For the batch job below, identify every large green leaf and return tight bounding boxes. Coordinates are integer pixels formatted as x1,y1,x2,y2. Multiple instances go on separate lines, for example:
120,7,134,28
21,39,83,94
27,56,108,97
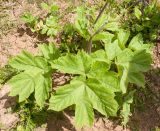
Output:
129,50,152,72
90,51,120,92
128,33,143,50
116,49,133,93
119,69,145,93
87,78,118,116
8,72,52,107
52,51,92,75
89,61,110,74
116,49,133,65
116,49,151,93
9,51,51,73
38,43,60,60
49,77,118,127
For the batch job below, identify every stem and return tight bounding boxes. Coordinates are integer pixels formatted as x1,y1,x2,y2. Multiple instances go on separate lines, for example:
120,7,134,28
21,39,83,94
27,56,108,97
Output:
86,1,108,54
86,20,108,54
87,37,92,54
94,1,108,25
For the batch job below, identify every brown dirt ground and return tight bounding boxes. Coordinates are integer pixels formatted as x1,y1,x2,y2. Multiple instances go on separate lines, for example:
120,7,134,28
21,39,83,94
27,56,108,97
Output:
0,0,160,131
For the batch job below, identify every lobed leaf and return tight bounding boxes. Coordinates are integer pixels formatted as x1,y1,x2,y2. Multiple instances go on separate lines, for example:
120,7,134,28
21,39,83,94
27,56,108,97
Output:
94,13,108,31
49,77,118,127
88,65,120,92
8,72,52,107
52,51,92,75
75,100,94,127
116,49,151,93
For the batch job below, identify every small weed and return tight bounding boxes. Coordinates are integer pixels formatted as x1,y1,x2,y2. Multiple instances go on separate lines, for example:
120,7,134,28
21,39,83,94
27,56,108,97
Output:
0,65,17,85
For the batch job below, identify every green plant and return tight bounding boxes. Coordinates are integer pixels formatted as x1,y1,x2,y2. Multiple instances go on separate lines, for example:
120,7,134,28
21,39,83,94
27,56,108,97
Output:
8,30,152,128
40,2,59,14
50,31,152,127
21,2,60,37
41,15,60,36
13,99,48,131
8,43,60,107
7,1,155,129
21,12,38,32
120,0,160,41
0,65,17,85
74,5,120,53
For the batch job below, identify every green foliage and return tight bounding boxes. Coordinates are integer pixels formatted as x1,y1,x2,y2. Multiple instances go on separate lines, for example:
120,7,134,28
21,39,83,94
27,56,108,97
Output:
14,101,48,131
73,5,120,53
50,51,118,127
74,6,91,40
21,12,38,32
21,3,60,36
116,32,152,94
38,43,60,60
0,65,17,85
50,77,118,127
121,0,160,41
49,30,151,127
52,51,92,76
60,23,81,53
6,1,156,130
8,44,60,107
41,2,59,14
121,90,135,126
41,15,60,36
